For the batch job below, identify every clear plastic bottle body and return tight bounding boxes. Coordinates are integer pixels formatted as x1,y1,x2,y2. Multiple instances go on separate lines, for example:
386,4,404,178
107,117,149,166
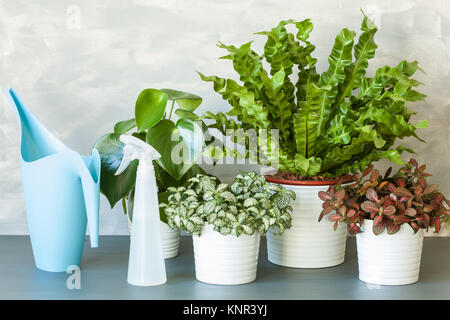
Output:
126,158,166,286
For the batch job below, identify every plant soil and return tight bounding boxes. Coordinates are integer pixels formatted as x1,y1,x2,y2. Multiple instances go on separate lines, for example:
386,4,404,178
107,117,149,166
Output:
272,171,348,182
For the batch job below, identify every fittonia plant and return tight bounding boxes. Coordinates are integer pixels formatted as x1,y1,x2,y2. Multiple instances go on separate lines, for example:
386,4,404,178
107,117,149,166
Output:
199,13,428,178
160,172,296,236
318,159,450,235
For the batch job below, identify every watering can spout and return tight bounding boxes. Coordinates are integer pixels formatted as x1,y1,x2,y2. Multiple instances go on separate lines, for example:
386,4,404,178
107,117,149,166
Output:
78,148,101,248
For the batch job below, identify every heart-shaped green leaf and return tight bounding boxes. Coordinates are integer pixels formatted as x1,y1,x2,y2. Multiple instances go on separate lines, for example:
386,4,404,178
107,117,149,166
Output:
146,119,204,180
94,133,138,207
114,118,136,133
175,109,199,120
161,88,202,112
135,89,168,132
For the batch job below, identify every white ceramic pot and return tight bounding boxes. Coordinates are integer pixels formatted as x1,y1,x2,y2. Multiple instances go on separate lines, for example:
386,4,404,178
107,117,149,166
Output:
266,183,348,268
193,224,260,285
356,219,424,285
128,217,180,259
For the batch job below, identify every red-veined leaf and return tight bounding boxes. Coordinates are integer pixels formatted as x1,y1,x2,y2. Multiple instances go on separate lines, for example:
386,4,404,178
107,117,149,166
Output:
387,222,401,234
414,186,423,195
366,188,378,202
373,215,383,226
409,222,419,233
407,197,413,209
434,216,441,233
328,213,342,222
370,169,379,183
388,183,396,193
410,158,418,168
418,164,426,172
362,165,374,177
361,201,379,213
329,187,335,197
322,200,330,208
324,206,333,215
418,177,426,189
397,179,406,187
337,205,346,217
346,209,357,218
377,181,388,191
405,207,417,217
394,187,413,198
373,217,387,235
394,215,409,223
333,221,338,231
318,191,331,201
335,189,345,204
382,205,396,216
348,223,360,234
423,213,430,227
424,184,438,195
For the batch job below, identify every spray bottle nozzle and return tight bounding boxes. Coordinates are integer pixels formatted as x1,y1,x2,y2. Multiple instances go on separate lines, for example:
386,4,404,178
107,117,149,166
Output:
115,135,161,176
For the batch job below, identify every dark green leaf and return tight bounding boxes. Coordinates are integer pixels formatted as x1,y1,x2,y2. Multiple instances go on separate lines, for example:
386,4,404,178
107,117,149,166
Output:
94,133,138,208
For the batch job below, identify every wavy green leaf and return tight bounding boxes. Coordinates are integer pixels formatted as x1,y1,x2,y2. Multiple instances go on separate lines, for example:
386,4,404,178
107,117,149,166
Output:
317,28,356,134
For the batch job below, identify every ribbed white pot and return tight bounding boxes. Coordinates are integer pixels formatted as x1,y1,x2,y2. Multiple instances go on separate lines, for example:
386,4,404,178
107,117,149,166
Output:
266,183,347,268
193,224,261,285
356,219,424,285
128,218,180,259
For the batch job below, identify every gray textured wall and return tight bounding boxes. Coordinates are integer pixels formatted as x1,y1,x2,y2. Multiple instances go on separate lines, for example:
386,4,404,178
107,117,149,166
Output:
0,0,449,235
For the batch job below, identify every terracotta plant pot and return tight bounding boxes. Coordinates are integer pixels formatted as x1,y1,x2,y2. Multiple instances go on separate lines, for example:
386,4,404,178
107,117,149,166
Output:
265,175,353,268
356,219,424,285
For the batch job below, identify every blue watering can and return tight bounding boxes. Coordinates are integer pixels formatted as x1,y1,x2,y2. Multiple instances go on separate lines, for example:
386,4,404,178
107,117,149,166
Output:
5,88,100,272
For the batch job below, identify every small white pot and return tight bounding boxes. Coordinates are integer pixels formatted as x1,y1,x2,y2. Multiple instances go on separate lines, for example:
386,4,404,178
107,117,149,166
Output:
193,224,260,285
266,183,348,268
128,217,180,259
356,219,424,286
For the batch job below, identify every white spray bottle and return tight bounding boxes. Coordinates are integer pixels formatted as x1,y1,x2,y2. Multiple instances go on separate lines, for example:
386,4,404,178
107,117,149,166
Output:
115,134,167,286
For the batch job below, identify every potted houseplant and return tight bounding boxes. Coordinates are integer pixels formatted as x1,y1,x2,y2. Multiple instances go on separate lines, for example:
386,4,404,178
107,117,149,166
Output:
197,14,428,268
319,159,450,285
161,172,295,285
94,88,206,259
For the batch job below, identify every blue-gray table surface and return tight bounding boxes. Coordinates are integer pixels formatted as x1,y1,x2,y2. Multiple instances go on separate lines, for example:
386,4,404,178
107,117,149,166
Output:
0,236,448,300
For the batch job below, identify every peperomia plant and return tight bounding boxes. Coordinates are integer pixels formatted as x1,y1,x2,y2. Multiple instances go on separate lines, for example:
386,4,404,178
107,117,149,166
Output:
160,172,296,236
318,159,450,235
198,13,428,178
94,88,206,221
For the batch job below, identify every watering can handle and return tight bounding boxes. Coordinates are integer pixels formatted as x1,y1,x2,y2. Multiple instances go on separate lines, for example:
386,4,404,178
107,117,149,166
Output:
76,149,101,248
